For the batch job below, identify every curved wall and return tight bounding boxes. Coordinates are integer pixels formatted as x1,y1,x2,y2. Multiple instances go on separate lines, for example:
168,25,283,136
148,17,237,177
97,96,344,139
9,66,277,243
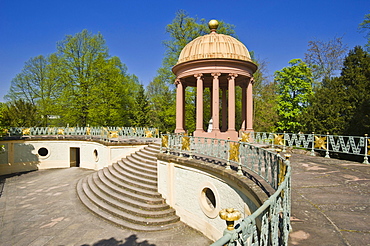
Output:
157,154,269,241
0,140,145,175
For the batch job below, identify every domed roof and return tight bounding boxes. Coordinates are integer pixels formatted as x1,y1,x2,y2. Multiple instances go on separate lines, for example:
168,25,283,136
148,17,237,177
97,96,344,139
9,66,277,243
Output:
176,21,252,65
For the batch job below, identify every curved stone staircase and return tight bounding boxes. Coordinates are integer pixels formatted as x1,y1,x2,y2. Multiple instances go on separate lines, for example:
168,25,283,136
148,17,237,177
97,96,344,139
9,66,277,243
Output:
77,143,180,231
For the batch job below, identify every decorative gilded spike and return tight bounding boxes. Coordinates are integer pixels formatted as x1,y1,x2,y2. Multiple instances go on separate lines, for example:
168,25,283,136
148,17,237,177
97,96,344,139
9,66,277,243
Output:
314,136,327,149
57,128,64,135
155,129,159,135
274,134,284,145
181,136,190,151
229,142,240,162
241,132,250,143
161,135,168,148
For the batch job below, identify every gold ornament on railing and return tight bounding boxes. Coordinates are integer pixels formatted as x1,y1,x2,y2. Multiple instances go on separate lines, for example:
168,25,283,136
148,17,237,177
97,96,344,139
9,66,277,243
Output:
155,129,159,135
181,135,190,151
314,136,327,149
132,127,136,133
219,208,241,231
161,135,168,148
145,130,153,138
241,132,250,143
229,142,240,162
109,131,118,138
367,138,370,155
57,128,64,135
22,128,30,135
86,127,90,135
274,134,284,145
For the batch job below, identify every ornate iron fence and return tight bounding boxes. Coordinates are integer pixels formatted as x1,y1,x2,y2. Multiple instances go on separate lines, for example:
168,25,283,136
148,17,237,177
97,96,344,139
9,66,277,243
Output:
244,131,369,164
2,126,159,141
161,134,291,245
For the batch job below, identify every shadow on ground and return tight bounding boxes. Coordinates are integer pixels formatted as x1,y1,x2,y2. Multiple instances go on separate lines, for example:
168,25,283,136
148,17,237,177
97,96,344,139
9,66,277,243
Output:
82,235,156,246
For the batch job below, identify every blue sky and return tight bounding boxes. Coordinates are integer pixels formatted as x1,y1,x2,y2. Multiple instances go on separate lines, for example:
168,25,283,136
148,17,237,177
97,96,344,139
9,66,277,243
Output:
0,0,368,102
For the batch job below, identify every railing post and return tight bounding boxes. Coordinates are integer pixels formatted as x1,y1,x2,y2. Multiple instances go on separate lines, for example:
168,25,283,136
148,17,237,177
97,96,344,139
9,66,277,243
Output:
364,134,369,164
311,132,315,156
226,138,231,170
325,132,330,158
237,142,243,175
282,131,286,153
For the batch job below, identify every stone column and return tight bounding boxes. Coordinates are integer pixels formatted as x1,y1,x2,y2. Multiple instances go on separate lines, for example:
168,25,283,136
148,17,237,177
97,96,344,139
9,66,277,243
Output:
228,74,238,131
221,87,227,132
241,82,247,131
175,78,185,133
246,78,254,131
195,74,204,133
211,73,221,132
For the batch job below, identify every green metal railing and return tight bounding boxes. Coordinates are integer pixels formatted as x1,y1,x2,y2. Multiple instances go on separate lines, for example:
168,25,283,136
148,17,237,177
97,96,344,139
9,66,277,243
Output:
161,134,291,245
247,131,369,164
2,126,160,141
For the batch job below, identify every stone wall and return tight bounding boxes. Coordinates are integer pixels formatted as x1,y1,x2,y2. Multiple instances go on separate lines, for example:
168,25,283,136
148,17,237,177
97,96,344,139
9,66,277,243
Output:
0,140,145,175
157,154,270,241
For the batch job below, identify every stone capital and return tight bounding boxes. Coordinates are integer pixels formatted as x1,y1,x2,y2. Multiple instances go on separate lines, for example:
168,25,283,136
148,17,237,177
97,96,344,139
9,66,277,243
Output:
211,72,221,78
228,73,238,80
194,73,203,79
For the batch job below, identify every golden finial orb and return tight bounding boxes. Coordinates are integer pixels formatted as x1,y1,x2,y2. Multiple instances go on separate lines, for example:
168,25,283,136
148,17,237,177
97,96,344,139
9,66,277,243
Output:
208,19,219,32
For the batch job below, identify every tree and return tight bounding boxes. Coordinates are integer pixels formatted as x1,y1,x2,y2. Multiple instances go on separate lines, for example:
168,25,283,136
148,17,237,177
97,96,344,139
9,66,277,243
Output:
132,84,150,127
275,59,313,132
2,99,39,127
300,77,348,134
55,29,140,126
5,55,61,126
304,37,347,83
340,46,370,135
301,46,370,135
359,12,370,52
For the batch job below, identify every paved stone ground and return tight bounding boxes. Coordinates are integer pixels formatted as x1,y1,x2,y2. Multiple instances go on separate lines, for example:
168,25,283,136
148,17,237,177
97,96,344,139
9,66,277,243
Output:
289,153,370,246
1,154,369,246
0,168,213,246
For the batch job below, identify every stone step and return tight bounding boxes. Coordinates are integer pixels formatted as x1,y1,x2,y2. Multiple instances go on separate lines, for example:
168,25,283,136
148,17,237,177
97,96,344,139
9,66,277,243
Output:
127,155,157,170
88,174,174,216
77,178,180,231
77,143,181,232
113,161,157,182
81,178,179,226
117,158,157,177
134,151,157,164
107,165,157,190
103,167,157,193
97,170,163,202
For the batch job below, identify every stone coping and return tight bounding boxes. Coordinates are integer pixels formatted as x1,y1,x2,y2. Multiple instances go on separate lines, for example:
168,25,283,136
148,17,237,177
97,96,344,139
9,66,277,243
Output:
0,136,160,146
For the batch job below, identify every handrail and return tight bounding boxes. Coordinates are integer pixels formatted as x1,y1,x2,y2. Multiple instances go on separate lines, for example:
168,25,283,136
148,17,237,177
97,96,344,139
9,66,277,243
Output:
243,131,369,164
1,126,160,141
161,133,291,245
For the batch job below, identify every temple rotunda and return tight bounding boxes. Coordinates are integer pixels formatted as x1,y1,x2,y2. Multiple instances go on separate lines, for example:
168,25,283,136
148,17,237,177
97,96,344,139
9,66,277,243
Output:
172,20,257,141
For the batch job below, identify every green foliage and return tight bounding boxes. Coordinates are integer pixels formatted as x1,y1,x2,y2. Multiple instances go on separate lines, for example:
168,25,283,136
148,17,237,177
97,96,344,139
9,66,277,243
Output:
275,59,313,132
132,84,150,127
2,99,39,127
5,30,140,127
301,46,370,135
359,12,370,52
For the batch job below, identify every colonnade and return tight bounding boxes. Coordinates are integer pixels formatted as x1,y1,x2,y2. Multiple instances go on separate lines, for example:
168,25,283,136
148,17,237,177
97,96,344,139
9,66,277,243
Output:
174,72,253,140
